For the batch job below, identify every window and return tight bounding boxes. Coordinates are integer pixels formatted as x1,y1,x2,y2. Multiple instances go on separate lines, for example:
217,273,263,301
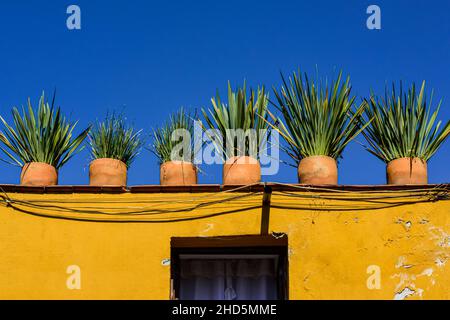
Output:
171,235,288,300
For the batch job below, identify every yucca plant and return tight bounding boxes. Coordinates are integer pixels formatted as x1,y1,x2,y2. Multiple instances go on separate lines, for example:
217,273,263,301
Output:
269,70,369,166
151,108,195,164
201,81,270,160
0,92,89,169
362,81,450,162
88,113,143,168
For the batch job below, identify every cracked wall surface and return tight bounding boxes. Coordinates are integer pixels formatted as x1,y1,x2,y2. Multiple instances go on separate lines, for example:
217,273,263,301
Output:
0,189,448,299
271,190,450,300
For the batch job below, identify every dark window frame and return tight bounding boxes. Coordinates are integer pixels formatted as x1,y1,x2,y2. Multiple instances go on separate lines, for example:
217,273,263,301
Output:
170,235,289,300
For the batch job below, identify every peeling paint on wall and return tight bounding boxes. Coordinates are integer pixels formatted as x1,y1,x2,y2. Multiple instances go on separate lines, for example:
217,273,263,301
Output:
199,223,214,237
395,256,413,269
394,287,415,300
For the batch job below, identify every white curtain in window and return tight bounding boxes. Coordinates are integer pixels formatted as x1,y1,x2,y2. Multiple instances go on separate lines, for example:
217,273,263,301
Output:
179,258,277,300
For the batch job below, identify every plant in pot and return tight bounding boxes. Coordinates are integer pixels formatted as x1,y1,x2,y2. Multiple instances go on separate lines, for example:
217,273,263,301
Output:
88,113,143,186
268,70,369,185
201,82,269,185
151,108,198,186
362,81,450,185
0,93,89,186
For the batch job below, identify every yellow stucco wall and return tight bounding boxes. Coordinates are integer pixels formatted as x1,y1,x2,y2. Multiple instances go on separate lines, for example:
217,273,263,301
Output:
0,187,448,300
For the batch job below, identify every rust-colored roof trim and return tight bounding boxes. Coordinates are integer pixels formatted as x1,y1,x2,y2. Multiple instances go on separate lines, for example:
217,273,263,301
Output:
0,183,447,194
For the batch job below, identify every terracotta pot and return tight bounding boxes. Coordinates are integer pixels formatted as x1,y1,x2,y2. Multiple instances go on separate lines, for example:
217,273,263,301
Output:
297,155,338,185
89,158,127,186
20,162,58,186
386,157,427,185
160,161,197,186
223,156,261,185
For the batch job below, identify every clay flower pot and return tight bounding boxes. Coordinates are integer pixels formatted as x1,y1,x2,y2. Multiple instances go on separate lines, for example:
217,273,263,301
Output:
223,156,261,185
386,157,427,185
160,161,197,186
20,162,58,186
89,158,127,186
297,155,338,185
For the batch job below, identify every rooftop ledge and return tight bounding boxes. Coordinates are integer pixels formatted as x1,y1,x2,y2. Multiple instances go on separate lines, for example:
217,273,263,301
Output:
0,183,448,194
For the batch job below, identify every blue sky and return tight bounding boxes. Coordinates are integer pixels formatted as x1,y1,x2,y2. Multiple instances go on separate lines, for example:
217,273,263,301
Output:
0,0,448,185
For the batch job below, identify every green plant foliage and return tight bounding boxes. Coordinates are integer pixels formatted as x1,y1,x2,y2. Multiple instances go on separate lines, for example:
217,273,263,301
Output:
0,92,90,169
362,81,450,162
88,113,143,168
151,108,195,164
201,81,269,159
269,70,369,166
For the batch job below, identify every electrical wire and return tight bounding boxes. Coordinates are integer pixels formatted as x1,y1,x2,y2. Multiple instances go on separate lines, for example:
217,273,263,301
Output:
0,182,447,223
270,182,449,195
